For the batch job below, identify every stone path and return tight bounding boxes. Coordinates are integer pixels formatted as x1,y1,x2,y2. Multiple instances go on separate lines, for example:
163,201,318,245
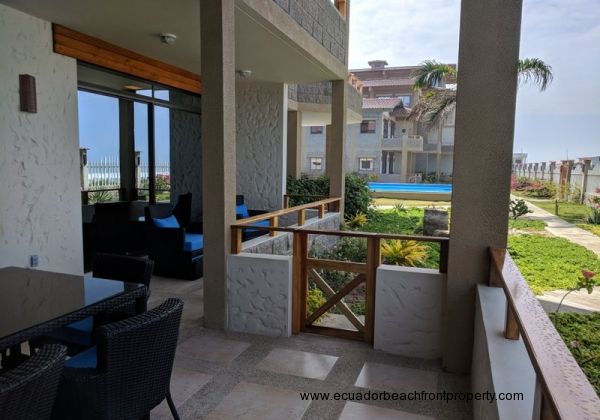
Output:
521,200,600,313
523,200,600,257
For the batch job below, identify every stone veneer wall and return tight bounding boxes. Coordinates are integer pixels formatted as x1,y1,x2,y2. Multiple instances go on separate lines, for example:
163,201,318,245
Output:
374,266,445,359
273,0,347,63
227,253,292,337
0,4,83,274
169,93,202,220
289,82,363,116
236,81,286,211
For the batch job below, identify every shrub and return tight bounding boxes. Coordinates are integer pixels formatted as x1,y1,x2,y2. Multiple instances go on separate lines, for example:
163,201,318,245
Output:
306,288,328,323
509,199,532,220
524,180,557,198
286,173,372,219
381,240,429,267
588,204,600,225
346,212,368,229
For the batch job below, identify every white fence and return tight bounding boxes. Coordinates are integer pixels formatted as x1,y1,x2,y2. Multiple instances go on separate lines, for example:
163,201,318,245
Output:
82,155,170,190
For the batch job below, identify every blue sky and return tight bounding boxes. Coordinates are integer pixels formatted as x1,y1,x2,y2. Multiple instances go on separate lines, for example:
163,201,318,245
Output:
349,0,600,161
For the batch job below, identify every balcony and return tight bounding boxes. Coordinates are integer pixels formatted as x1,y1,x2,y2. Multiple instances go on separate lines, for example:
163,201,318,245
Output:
381,135,424,151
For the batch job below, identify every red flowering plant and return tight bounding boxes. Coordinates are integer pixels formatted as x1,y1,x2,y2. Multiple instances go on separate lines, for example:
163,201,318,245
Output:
556,270,597,312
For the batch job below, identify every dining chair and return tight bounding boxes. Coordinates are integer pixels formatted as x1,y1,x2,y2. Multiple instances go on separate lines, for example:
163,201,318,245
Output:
0,344,67,420
52,298,183,420
47,254,154,351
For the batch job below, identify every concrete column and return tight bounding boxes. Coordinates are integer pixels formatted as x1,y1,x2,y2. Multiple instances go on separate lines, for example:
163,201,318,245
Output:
533,163,539,179
119,99,136,201
581,158,592,203
201,0,236,329
435,128,443,181
400,150,408,182
539,162,546,180
444,0,523,373
326,80,347,214
287,110,303,178
549,161,556,182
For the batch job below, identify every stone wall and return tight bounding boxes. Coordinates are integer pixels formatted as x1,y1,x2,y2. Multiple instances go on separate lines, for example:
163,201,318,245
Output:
0,4,83,274
227,253,292,337
273,0,347,63
289,81,362,116
236,81,286,210
169,94,202,220
374,266,445,359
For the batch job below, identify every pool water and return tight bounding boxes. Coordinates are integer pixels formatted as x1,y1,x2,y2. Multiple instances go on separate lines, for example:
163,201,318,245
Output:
368,182,452,194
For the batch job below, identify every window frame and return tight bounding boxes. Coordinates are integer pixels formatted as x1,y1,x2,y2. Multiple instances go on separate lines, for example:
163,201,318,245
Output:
358,157,374,172
309,157,323,171
360,120,377,134
310,126,324,134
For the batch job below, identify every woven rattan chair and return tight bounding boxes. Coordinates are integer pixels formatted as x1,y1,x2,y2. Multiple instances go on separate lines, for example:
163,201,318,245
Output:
0,344,67,420
52,298,183,420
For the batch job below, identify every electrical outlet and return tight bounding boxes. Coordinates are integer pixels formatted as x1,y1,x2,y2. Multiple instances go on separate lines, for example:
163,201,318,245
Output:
30,255,39,268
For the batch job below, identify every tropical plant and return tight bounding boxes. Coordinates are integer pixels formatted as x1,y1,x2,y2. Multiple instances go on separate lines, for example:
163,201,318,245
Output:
381,240,429,267
346,212,368,229
509,199,532,220
556,270,597,312
588,205,600,225
409,58,553,125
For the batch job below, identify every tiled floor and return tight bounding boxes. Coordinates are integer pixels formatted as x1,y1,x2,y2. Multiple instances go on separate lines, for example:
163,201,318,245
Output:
148,276,470,420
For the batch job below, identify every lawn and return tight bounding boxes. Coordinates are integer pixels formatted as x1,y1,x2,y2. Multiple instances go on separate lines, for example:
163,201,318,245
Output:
508,234,600,294
549,312,600,396
508,219,546,231
528,199,591,224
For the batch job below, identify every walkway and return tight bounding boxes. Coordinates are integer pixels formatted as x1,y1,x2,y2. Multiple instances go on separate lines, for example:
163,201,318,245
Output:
148,276,470,420
524,200,600,258
521,200,600,312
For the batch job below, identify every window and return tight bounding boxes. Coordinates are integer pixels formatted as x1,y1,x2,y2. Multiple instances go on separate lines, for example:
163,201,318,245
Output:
383,119,396,138
310,157,323,171
360,120,376,133
390,120,396,138
359,158,374,171
310,126,323,134
398,95,412,107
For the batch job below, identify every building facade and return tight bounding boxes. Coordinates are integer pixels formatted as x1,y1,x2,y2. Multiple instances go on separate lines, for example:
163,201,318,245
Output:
302,60,455,182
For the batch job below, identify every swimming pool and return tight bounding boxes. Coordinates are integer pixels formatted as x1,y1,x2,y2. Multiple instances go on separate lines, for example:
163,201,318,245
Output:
368,183,452,194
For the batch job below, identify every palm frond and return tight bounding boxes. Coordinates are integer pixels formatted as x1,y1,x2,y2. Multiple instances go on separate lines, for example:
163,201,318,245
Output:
411,60,457,90
409,89,456,125
518,58,553,91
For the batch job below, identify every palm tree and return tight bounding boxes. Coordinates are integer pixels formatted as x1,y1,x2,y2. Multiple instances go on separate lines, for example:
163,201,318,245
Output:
407,58,552,181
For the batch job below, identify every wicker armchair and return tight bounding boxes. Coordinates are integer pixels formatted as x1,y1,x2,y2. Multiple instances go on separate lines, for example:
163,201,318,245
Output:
52,298,184,420
0,344,67,420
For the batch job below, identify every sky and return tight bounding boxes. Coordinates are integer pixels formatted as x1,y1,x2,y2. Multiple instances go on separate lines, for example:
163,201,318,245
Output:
348,0,600,162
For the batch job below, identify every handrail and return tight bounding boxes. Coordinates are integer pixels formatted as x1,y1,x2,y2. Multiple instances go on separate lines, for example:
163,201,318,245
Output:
283,194,330,208
489,248,600,420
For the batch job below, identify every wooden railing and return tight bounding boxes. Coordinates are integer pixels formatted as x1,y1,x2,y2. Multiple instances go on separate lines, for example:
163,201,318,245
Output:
489,248,600,420
283,194,330,209
231,197,342,254
230,198,449,342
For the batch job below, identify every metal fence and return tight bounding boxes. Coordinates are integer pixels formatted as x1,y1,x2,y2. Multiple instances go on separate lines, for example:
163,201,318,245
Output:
83,155,170,190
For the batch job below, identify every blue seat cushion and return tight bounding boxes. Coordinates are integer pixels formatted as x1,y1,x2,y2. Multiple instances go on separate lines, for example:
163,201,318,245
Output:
48,317,93,347
184,233,204,252
246,219,270,233
236,204,250,219
65,346,97,369
153,215,180,228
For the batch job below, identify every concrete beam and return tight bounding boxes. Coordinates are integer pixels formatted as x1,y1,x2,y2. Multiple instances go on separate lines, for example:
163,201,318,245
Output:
443,0,523,373
201,0,237,329
326,80,347,215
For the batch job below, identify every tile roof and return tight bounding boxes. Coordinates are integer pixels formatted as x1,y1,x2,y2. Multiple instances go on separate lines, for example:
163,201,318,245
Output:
362,97,403,110
361,79,414,87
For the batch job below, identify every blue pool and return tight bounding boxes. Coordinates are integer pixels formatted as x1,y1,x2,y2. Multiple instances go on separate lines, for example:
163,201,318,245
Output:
368,182,452,194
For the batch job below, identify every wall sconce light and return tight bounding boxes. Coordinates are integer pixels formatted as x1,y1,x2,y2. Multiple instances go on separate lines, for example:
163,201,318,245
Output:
19,74,37,113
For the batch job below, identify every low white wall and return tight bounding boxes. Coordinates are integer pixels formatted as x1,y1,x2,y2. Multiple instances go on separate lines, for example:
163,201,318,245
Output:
374,265,445,359
472,285,536,420
227,253,292,337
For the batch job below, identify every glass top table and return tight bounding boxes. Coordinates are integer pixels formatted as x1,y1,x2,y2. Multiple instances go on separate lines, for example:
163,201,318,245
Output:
0,267,148,351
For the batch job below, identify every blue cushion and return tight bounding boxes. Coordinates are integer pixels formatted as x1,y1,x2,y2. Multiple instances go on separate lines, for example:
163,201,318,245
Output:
153,215,180,228
184,233,204,252
236,204,250,219
246,219,270,233
65,346,97,369
48,317,93,347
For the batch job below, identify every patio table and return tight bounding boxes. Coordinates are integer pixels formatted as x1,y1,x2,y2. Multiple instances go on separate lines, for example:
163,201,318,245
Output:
0,267,148,352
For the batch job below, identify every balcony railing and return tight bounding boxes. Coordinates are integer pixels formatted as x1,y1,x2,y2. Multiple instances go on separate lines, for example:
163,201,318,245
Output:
489,248,600,419
381,135,424,151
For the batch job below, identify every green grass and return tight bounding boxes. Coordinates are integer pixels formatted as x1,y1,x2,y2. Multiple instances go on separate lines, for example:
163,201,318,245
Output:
530,199,591,224
508,234,600,294
579,224,600,238
508,219,546,231
549,312,600,396
372,198,451,207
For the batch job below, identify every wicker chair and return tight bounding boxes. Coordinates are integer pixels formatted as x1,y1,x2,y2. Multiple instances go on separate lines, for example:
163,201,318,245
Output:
52,298,184,420
45,254,154,352
0,344,67,420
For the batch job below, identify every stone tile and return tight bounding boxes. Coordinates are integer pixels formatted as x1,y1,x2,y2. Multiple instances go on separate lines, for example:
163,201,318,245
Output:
151,367,212,418
339,402,434,420
177,335,250,364
205,382,310,420
256,348,338,380
182,296,204,323
354,362,438,394
150,275,200,294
